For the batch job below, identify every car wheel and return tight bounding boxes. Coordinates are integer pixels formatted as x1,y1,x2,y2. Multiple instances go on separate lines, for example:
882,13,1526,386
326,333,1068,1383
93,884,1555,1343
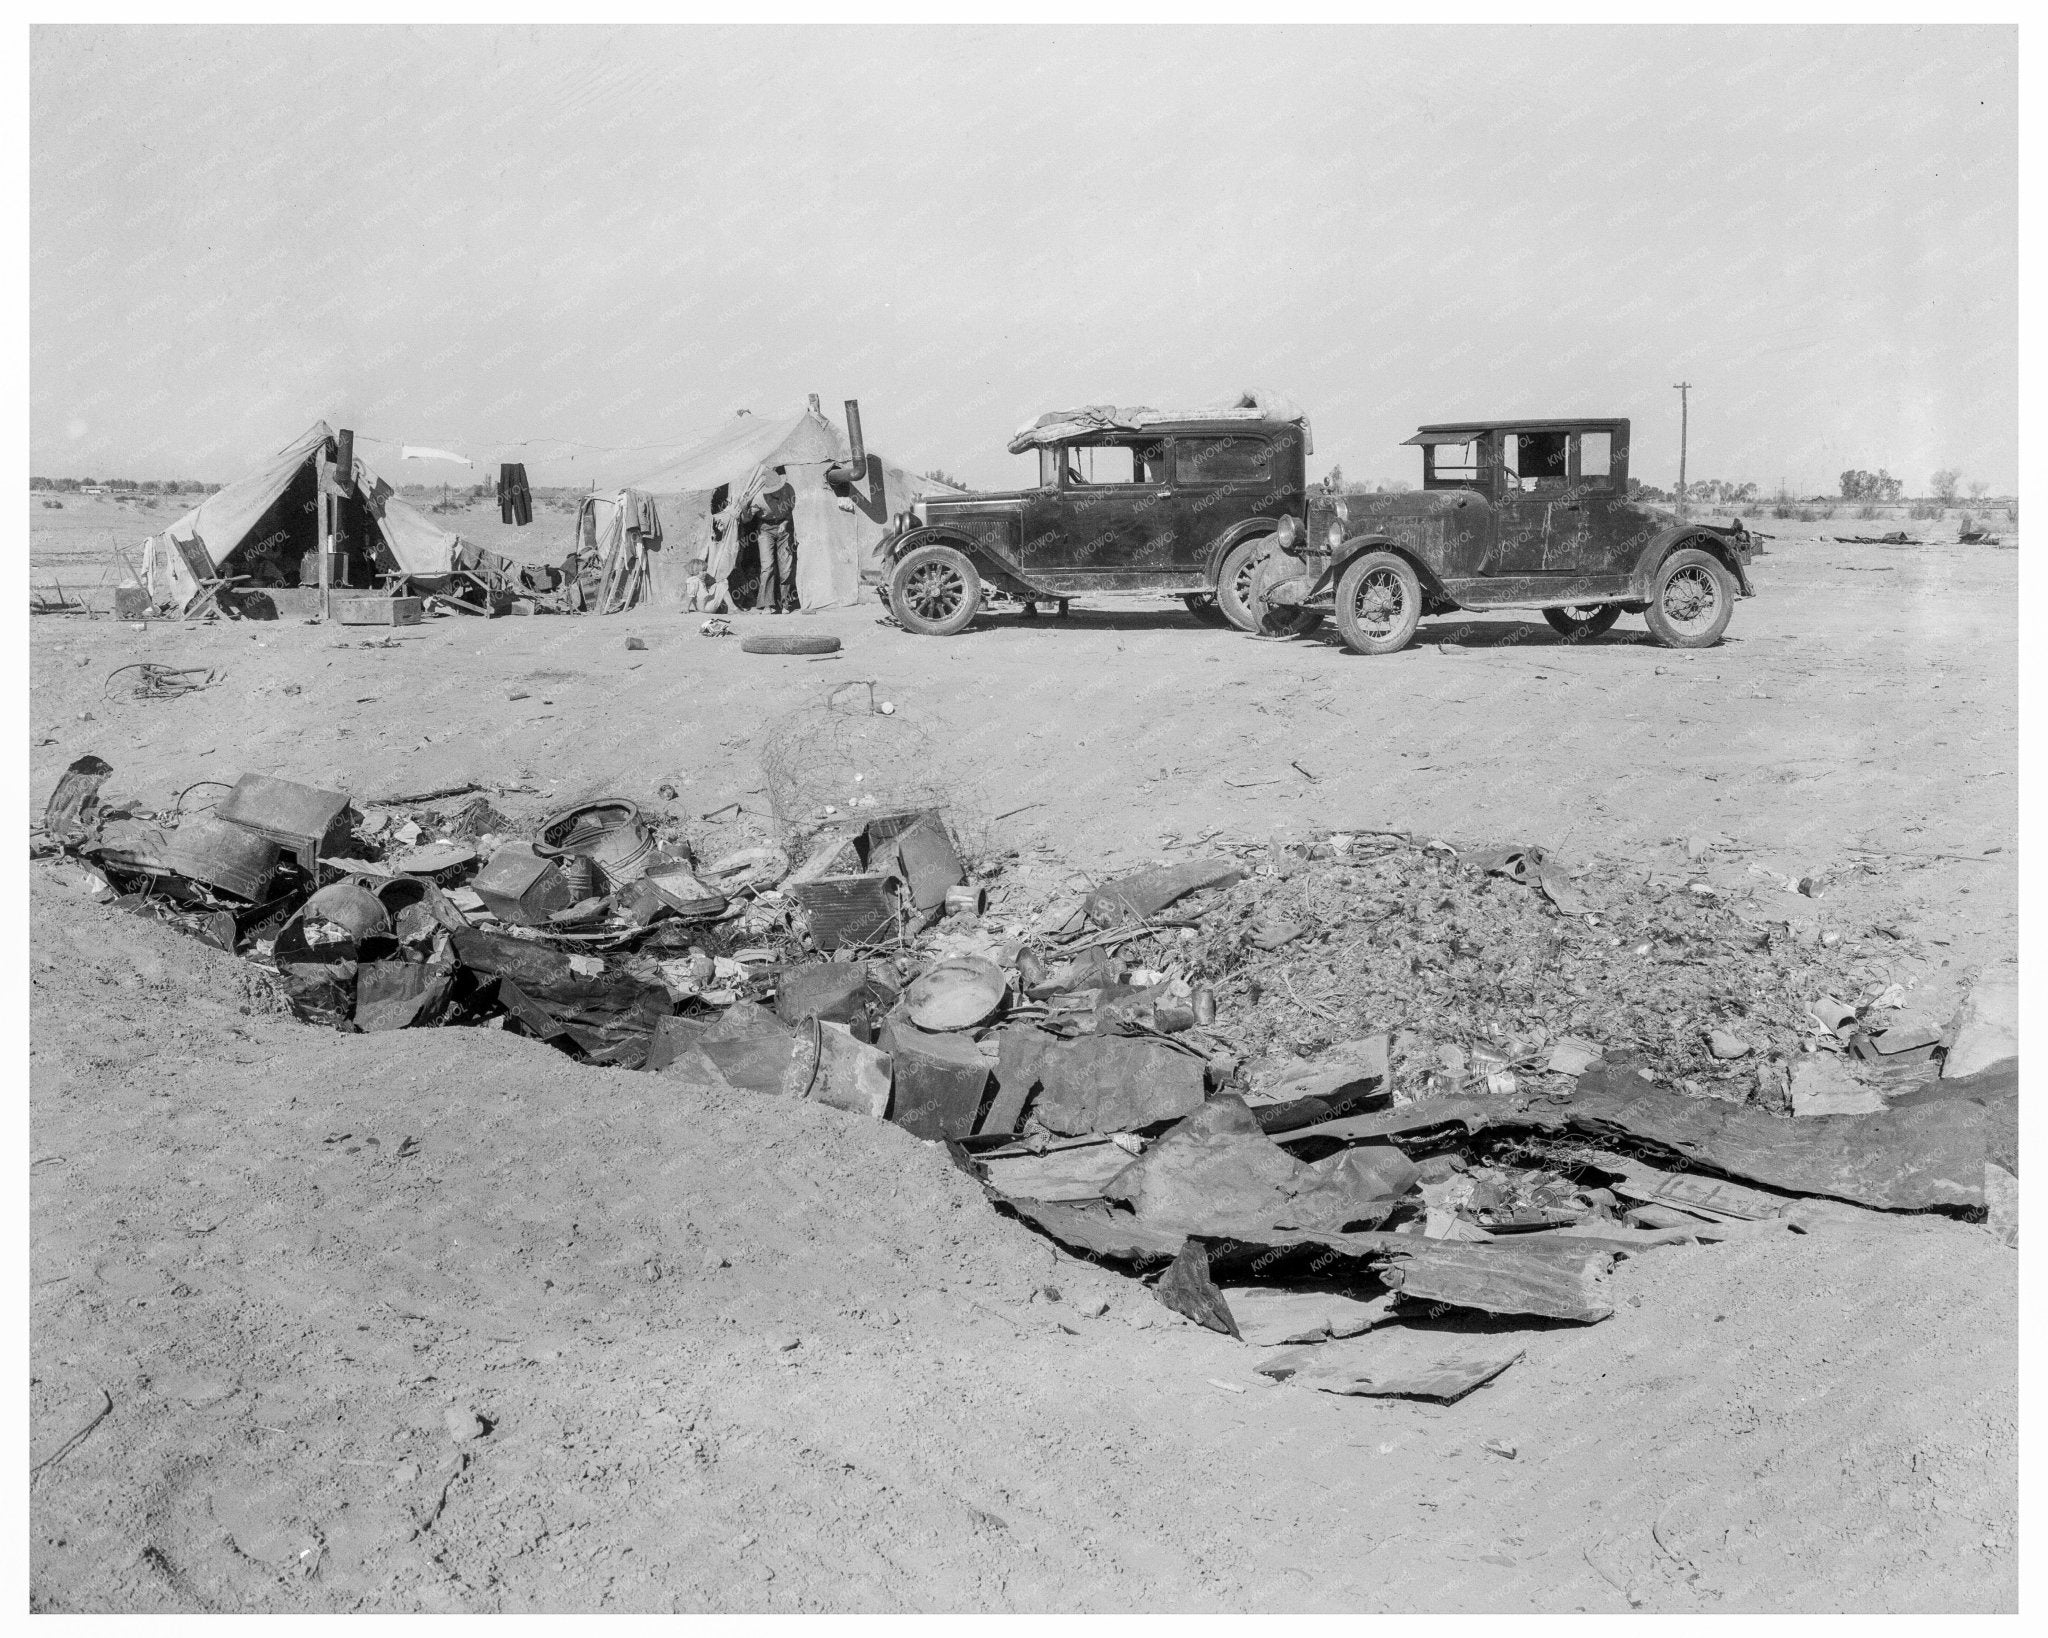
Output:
1333,551,1423,655
1542,603,1622,642
1642,548,1734,649
1215,537,1274,632
889,543,982,636
1182,592,1230,625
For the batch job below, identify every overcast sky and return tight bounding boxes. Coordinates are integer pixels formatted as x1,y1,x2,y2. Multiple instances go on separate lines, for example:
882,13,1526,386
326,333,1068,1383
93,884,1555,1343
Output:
32,25,2015,495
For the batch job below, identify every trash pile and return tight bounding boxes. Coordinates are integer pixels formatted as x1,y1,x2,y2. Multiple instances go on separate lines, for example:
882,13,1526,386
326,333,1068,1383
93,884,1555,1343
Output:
1168,833,1885,1106
34,758,2017,1403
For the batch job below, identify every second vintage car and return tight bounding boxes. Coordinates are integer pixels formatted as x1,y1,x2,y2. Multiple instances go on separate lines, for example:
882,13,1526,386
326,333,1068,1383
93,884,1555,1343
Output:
1259,418,1758,654
877,395,1312,635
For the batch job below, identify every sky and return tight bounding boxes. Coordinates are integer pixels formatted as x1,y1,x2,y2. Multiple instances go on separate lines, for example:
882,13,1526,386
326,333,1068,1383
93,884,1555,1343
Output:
31,25,2016,496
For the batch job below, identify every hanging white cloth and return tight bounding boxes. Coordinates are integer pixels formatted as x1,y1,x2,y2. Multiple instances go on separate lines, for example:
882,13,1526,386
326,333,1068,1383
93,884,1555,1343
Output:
402,445,473,467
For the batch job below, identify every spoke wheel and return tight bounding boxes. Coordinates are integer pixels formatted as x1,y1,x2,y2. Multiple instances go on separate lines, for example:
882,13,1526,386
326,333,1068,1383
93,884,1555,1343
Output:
1642,547,1734,649
1333,550,1423,656
1215,536,1278,632
1542,603,1621,642
888,542,983,637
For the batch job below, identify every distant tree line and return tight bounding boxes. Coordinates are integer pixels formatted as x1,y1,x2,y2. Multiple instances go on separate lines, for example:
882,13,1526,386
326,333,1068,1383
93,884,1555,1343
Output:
31,476,222,494
1839,469,1903,503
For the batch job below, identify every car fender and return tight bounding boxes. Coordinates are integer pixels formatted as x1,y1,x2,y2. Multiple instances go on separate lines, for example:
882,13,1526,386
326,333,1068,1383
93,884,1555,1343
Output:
1202,516,1295,587
1632,525,1755,601
1313,536,1451,606
886,527,1037,599
886,526,996,575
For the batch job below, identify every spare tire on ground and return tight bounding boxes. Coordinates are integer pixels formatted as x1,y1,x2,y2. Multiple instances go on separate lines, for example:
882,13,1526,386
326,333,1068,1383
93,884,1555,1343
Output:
741,633,842,656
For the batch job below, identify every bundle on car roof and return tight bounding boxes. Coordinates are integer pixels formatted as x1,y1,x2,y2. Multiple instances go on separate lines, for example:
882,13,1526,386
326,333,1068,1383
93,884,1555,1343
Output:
1007,389,1310,454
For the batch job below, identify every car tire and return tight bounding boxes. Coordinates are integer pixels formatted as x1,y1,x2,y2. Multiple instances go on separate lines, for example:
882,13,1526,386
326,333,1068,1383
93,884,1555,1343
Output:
1642,547,1735,649
740,633,841,655
1182,592,1230,625
1333,551,1423,656
889,542,982,636
1215,536,1274,632
1542,604,1622,643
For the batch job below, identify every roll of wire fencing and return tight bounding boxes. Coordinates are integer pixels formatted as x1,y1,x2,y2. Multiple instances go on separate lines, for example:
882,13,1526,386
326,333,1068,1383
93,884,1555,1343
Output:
758,680,990,866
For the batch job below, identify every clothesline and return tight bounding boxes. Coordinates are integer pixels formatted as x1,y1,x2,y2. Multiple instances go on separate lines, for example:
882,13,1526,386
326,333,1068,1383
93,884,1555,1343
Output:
352,426,759,458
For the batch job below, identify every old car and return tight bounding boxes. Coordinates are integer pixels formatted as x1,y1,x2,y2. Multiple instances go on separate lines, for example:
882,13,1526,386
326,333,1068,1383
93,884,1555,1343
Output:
1258,419,1756,654
878,395,1312,635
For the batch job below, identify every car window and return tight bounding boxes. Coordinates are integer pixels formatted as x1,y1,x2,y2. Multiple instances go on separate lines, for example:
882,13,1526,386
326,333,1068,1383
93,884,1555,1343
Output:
1574,431,1613,489
1498,434,1525,492
1056,442,1155,487
1426,440,1479,486
1505,430,1569,490
1175,437,1271,484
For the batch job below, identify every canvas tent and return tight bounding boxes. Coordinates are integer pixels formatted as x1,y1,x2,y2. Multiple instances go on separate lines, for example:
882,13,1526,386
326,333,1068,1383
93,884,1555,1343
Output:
596,402,948,612
140,421,463,609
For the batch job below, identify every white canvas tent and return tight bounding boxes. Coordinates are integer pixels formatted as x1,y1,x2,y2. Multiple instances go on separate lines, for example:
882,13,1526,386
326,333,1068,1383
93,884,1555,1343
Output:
603,403,948,611
140,421,463,608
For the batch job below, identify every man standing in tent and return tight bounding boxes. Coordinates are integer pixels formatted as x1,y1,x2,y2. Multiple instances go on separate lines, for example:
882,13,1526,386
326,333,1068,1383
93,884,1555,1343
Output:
741,464,799,613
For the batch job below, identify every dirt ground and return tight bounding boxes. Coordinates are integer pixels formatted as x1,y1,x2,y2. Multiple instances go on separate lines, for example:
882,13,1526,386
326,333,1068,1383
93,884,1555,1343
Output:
27,508,2018,1611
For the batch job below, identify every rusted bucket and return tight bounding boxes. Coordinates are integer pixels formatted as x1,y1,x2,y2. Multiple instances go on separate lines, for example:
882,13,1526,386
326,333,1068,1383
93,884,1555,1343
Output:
588,824,654,887
535,798,654,886
302,880,393,941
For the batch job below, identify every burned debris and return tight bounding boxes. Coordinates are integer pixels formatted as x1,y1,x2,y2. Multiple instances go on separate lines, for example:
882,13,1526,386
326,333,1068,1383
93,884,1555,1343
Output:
33,749,2015,1411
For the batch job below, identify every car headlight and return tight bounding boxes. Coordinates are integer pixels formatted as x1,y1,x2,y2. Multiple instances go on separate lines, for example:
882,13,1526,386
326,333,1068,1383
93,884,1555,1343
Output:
1327,521,1345,550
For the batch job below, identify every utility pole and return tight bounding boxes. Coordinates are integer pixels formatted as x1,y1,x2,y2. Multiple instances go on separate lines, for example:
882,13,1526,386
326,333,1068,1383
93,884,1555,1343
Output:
1672,381,1692,518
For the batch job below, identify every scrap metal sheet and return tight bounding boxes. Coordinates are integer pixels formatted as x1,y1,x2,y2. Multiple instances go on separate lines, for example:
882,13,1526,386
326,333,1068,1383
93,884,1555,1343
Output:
1375,1239,1615,1323
1278,1085,1986,1211
1256,1335,1524,1402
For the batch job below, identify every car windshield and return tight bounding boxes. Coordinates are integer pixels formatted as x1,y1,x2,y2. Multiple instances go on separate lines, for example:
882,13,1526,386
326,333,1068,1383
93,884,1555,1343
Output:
1424,439,1480,487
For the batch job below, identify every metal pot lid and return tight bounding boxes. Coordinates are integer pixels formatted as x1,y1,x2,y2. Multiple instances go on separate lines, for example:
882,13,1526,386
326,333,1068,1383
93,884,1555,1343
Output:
906,954,1007,1032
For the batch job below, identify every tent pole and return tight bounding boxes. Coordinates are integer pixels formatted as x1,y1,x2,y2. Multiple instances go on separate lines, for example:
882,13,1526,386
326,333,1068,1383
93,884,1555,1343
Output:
320,489,332,621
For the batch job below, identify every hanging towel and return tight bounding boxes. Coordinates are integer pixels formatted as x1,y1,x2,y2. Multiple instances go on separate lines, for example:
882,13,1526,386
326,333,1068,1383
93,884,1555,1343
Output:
403,446,473,467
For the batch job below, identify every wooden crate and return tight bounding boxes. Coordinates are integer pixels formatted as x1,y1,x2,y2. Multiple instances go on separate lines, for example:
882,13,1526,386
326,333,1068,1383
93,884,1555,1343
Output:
335,596,424,627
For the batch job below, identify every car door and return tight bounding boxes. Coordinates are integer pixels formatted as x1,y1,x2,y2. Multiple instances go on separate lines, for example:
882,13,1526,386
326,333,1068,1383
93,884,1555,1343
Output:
1482,427,1540,577
1019,445,1072,568
1560,427,1627,577
1034,439,1176,576
1172,432,1279,571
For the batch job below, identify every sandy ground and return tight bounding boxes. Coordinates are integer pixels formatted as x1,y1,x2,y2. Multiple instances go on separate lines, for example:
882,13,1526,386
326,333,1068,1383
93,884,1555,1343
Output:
27,511,2018,1611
